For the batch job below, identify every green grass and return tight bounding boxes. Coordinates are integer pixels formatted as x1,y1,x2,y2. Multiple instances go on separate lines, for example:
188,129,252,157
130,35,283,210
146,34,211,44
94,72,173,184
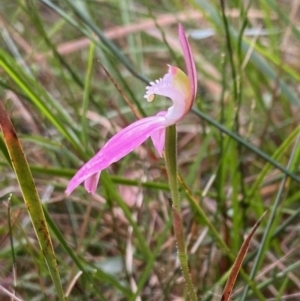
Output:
1,0,300,300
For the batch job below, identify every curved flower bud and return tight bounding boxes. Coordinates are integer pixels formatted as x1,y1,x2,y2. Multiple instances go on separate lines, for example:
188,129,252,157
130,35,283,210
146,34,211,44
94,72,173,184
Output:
66,24,197,195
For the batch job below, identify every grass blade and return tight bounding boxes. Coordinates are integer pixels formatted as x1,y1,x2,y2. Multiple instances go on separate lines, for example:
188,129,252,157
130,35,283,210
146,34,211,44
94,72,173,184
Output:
0,102,65,300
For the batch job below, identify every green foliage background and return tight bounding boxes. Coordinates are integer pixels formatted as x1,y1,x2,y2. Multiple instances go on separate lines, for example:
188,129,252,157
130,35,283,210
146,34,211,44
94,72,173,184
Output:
0,0,300,300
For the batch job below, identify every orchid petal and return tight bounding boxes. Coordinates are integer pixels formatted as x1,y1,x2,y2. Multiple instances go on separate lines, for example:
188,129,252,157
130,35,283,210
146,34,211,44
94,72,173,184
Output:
150,111,168,157
178,24,197,108
144,66,190,122
151,127,166,157
66,116,167,195
84,172,101,194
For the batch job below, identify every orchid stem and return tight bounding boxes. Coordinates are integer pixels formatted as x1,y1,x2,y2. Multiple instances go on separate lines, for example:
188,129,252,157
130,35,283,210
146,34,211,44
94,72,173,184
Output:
165,125,198,301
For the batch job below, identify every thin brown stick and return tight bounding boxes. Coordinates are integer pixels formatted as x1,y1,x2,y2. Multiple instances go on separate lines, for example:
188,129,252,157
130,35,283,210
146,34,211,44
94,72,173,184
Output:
98,62,142,120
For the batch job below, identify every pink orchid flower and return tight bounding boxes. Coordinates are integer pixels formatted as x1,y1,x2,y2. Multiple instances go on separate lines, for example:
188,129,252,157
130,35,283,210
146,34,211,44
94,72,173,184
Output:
66,24,197,195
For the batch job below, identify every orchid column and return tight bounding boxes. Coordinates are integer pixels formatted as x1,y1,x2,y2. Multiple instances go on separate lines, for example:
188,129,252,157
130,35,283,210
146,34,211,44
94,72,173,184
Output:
66,24,198,300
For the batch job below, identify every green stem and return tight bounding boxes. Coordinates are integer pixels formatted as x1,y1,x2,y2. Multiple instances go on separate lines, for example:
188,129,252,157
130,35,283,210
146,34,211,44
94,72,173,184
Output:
165,125,198,301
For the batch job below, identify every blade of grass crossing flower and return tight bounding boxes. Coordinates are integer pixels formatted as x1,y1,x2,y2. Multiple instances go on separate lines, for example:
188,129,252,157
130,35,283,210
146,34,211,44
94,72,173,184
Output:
192,108,300,184
0,102,65,301
0,160,171,191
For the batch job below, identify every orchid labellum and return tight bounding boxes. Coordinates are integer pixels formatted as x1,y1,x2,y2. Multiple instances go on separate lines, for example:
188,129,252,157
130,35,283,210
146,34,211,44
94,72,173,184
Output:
66,24,197,195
